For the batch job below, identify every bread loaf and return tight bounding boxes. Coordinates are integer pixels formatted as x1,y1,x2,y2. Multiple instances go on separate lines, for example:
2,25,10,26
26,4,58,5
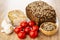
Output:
8,10,27,26
26,1,56,26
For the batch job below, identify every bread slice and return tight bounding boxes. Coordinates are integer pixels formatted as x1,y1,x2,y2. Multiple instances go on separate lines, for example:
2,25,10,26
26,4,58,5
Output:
40,22,58,36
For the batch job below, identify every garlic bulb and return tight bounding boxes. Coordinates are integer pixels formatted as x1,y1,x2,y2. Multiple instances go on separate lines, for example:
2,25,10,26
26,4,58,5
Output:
1,19,14,34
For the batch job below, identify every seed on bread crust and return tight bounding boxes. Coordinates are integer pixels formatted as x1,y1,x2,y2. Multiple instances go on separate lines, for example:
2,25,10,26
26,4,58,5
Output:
26,1,56,26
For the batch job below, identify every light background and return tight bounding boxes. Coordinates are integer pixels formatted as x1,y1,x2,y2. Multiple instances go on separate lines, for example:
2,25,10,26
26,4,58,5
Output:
0,0,60,40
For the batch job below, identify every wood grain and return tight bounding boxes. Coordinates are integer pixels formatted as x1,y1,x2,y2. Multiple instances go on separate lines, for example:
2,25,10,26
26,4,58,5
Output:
0,0,60,40
0,11,60,40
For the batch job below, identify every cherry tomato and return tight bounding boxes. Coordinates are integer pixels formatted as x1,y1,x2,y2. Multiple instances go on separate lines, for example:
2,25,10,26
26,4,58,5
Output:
18,31,26,39
32,25,39,31
14,26,22,34
20,21,28,28
28,21,35,26
24,27,31,34
29,30,38,38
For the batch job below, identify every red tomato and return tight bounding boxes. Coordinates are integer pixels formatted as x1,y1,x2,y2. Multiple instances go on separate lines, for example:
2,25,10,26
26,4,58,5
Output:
20,21,28,28
32,25,39,31
24,27,31,34
14,27,22,34
18,31,26,39
29,30,38,38
28,21,35,26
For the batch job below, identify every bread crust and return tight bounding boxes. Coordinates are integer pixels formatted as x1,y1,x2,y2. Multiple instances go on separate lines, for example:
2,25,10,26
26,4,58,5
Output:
26,1,56,25
40,22,58,36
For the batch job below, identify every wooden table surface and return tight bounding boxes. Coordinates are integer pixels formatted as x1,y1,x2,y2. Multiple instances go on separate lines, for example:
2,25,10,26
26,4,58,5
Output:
0,0,60,40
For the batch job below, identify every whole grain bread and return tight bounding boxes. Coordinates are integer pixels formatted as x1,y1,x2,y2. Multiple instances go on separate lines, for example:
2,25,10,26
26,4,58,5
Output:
26,1,56,26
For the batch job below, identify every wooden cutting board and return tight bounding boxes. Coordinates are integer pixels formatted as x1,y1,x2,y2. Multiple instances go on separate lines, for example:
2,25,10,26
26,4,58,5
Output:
0,0,60,40
0,12,60,40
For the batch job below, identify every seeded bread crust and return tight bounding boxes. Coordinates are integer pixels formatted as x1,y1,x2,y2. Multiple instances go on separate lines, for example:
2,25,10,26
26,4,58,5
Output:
40,22,58,36
26,1,56,25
